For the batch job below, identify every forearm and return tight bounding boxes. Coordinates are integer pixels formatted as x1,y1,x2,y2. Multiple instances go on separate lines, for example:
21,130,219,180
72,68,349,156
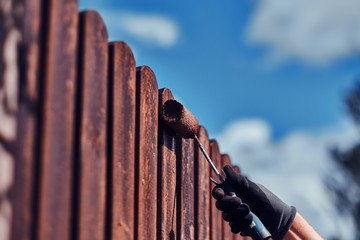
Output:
283,213,324,240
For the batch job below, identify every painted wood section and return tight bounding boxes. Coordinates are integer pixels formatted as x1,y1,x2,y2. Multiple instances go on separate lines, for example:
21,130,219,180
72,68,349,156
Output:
135,66,159,240
158,88,177,240
76,11,108,240
210,140,222,240
9,0,42,239
108,41,136,240
37,0,78,239
177,137,195,240
195,126,211,240
221,154,233,240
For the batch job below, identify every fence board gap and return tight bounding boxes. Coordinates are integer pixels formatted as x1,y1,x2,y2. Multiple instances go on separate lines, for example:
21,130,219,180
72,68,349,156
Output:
175,137,182,240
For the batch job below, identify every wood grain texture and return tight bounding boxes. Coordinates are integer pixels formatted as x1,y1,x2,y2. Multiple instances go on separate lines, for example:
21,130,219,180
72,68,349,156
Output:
221,154,233,240
177,137,195,240
108,41,136,240
210,140,222,240
76,11,108,240
9,0,42,239
37,0,78,239
135,66,158,240
158,88,177,240
195,126,211,240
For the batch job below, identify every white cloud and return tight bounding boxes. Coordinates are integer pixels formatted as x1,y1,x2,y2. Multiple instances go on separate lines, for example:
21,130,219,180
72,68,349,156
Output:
246,0,360,64
97,9,179,48
122,15,178,47
216,118,359,239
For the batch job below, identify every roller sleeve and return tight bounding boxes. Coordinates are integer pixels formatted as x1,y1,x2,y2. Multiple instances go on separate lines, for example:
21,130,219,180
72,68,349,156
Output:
160,100,199,139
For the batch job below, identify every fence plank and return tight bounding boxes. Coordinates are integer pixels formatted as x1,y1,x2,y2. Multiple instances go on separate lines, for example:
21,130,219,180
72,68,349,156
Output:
210,140,222,240
221,154,233,240
37,0,78,239
195,126,211,240
75,11,108,240
177,137,195,240
231,165,251,240
108,41,136,240
135,66,158,240
158,88,177,240
9,0,42,239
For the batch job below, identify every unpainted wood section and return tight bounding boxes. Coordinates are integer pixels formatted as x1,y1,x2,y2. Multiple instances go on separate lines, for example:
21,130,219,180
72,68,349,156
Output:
195,126,210,240
136,66,158,240
37,0,78,239
158,88,177,240
108,41,136,240
9,0,42,239
76,11,108,240
210,140,222,240
221,154,233,240
178,138,195,240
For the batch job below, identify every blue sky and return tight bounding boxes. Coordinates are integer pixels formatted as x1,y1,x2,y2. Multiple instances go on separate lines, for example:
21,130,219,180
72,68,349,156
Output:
79,0,360,238
79,0,360,139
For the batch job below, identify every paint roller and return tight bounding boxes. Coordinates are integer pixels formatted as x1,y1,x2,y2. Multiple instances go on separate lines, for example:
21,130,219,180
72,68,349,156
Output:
160,99,271,240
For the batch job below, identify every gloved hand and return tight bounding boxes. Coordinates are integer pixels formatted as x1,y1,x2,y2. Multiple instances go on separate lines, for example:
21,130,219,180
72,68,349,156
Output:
212,165,296,240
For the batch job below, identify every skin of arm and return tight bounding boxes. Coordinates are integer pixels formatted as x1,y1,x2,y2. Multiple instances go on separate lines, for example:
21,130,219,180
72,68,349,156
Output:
282,213,324,240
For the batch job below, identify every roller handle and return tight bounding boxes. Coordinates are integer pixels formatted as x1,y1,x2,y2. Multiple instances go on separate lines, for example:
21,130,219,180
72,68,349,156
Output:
221,180,272,240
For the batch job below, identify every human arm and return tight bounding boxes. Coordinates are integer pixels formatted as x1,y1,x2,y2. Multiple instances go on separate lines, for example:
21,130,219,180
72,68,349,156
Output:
283,213,324,240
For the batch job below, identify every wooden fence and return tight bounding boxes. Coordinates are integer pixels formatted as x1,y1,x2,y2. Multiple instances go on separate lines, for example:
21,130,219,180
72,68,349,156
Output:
0,0,251,239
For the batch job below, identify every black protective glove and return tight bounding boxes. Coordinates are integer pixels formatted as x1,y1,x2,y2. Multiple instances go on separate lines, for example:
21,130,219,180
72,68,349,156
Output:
212,165,296,240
